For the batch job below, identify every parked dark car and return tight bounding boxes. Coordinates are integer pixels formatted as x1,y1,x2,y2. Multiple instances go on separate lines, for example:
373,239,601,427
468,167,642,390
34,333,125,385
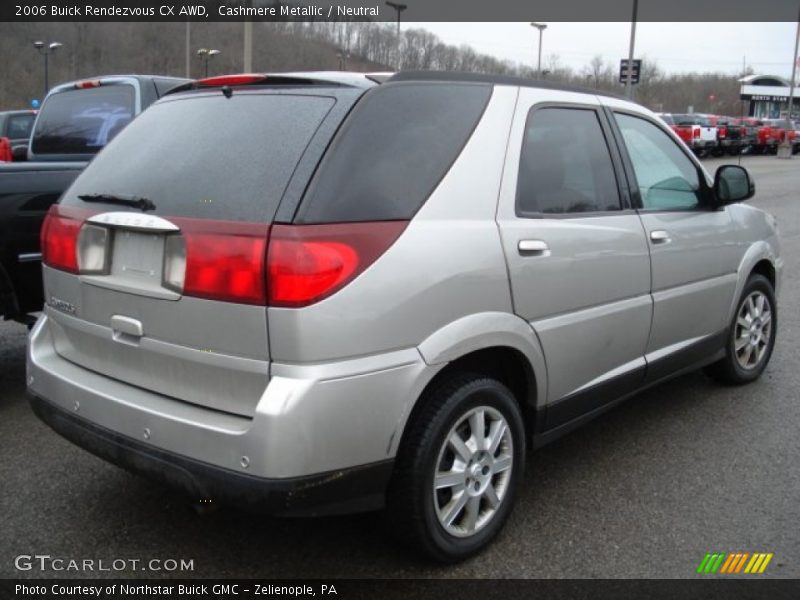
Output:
0,109,37,157
0,75,187,324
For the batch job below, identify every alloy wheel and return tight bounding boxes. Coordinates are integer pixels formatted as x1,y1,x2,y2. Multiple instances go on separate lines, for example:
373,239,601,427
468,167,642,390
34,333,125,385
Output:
734,291,773,370
432,406,513,538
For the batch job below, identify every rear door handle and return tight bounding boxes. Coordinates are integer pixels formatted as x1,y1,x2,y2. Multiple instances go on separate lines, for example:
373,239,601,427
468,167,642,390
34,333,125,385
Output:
518,240,550,257
650,230,672,245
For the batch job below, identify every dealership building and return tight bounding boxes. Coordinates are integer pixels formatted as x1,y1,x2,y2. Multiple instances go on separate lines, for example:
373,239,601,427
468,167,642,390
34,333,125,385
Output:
739,74,799,119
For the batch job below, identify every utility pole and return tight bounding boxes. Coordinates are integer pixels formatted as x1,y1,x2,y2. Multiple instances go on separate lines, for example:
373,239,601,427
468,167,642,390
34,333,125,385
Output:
626,0,638,99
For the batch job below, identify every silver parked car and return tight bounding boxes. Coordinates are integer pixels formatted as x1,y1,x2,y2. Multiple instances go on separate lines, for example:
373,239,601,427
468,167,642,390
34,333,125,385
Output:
27,71,781,562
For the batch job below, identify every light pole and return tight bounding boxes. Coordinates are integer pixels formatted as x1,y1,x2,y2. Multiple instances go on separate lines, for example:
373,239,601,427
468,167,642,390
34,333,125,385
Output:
33,41,63,98
197,48,221,78
530,23,547,79
385,1,407,38
778,6,800,159
185,23,191,78
385,1,407,70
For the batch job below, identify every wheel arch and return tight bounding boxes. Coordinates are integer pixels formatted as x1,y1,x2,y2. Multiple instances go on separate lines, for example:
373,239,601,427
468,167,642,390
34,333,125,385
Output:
728,242,780,323
388,312,547,457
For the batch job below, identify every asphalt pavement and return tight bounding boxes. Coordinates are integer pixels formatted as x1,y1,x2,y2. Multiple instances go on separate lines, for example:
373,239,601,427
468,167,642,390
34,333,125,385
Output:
0,154,798,579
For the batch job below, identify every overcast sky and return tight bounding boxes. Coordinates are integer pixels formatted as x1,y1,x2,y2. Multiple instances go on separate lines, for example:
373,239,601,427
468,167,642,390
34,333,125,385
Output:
416,22,798,80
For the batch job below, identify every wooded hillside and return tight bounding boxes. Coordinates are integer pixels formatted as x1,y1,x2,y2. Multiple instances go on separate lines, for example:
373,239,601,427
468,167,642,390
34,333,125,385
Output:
0,21,750,116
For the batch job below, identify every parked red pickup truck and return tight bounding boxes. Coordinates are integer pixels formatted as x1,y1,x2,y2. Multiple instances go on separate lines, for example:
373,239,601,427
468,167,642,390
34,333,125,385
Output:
671,114,718,156
732,118,789,154
762,119,799,154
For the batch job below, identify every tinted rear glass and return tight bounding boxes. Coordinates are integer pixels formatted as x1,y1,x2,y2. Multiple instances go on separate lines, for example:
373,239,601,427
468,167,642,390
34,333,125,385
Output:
62,93,334,222
6,113,35,139
32,85,135,155
295,82,491,223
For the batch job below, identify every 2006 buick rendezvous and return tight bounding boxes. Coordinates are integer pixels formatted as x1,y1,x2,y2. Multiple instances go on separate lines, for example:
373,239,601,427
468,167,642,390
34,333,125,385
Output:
28,71,781,561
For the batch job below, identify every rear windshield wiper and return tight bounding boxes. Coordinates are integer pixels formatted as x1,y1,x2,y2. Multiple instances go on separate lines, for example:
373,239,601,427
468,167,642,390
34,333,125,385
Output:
78,193,156,212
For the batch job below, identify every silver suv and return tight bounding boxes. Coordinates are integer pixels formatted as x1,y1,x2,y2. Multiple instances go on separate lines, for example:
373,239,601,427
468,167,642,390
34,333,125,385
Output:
27,71,781,562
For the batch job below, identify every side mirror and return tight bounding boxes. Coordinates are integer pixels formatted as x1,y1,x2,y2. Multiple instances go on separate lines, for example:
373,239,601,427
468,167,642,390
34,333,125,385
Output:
714,165,754,205
12,145,28,162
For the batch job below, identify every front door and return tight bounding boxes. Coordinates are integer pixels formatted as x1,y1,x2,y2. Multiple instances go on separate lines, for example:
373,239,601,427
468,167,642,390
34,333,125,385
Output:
605,105,742,382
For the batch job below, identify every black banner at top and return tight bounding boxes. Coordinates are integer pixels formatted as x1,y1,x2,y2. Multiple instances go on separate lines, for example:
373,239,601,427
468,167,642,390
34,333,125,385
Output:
2,0,800,22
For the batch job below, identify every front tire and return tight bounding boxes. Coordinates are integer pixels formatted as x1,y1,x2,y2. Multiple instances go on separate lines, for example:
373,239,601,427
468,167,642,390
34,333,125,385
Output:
387,373,526,563
705,274,776,385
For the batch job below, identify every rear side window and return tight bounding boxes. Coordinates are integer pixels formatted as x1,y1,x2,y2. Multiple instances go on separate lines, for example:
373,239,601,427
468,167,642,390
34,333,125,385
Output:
516,107,621,215
6,114,35,139
62,93,334,222
294,82,491,223
32,85,135,155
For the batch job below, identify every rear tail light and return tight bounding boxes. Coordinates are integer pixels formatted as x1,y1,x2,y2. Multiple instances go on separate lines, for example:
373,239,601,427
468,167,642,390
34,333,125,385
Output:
41,209,82,273
693,127,701,139
267,222,408,308
41,206,101,274
43,208,408,307
164,219,269,305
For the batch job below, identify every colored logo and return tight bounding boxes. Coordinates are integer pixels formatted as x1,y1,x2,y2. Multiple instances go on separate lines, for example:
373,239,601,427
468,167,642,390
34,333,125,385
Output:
697,552,773,574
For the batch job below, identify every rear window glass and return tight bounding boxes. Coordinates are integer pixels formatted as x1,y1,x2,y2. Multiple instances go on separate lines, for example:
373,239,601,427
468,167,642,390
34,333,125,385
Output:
32,85,135,155
62,93,334,222
295,82,491,223
6,113,35,139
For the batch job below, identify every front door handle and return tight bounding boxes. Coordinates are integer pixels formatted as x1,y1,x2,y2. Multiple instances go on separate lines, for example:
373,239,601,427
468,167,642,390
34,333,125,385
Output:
650,230,672,245
518,239,550,257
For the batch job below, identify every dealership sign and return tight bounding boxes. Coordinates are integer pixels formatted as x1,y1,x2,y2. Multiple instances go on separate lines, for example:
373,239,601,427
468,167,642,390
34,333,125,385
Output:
741,94,789,102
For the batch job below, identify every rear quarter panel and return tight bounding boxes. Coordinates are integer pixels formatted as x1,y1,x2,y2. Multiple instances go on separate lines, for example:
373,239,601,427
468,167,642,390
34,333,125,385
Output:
267,86,520,363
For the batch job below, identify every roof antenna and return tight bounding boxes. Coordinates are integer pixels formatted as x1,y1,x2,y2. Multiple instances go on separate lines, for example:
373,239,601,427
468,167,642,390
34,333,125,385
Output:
222,85,232,99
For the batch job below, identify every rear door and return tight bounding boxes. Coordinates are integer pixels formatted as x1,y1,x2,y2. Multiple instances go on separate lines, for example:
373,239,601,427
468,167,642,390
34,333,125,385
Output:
603,105,741,381
496,90,652,429
45,88,357,417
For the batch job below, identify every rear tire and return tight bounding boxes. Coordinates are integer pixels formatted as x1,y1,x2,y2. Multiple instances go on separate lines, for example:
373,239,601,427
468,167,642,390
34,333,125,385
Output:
705,274,776,385
387,373,526,563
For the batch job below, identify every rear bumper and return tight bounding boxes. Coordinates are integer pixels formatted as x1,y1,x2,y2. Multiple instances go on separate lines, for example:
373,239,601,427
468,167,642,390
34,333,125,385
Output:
27,313,433,513
29,393,392,516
